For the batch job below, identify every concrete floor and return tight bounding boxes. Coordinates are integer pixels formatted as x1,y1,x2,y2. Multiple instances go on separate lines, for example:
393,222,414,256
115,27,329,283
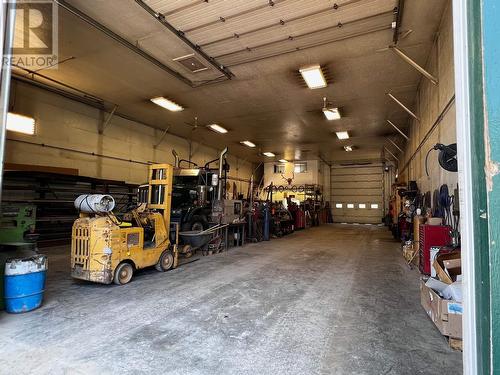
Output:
0,224,461,374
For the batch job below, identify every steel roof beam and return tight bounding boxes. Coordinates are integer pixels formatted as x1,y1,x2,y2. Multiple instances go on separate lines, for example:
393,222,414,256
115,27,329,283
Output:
386,120,409,140
390,46,438,85
387,137,404,153
387,92,420,121
384,147,399,161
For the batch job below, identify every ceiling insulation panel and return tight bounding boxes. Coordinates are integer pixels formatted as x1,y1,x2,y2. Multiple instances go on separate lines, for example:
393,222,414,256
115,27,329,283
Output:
186,0,394,45
142,0,396,67
145,0,221,16
201,5,393,55
156,0,395,38
156,0,282,31
66,0,227,84
214,13,394,66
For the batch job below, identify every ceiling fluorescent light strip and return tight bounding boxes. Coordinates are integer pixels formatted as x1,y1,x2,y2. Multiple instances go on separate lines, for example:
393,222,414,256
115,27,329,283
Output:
336,131,349,140
323,107,341,120
299,65,327,89
7,113,35,135
151,97,184,112
240,140,256,148
208,124,228,134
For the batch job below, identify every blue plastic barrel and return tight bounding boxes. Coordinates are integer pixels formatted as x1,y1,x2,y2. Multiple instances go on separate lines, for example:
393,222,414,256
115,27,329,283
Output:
4,255,47,313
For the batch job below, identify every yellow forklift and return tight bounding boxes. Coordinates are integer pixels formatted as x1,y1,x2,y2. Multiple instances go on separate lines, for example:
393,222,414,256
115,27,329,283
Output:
70,164,179,285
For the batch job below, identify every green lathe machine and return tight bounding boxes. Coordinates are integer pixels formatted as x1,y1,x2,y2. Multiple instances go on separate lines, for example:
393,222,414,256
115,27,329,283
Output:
0,204,37,244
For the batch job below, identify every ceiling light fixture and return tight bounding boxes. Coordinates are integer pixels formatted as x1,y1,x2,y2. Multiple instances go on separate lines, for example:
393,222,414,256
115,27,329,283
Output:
150,96,184,112
323,107,341,120
344,145,353,152
336,131,350,140
279,159,288,163
208,124,228,134
299,65,327,89
240,140,256,148
7,113,35,135
263,152,275,157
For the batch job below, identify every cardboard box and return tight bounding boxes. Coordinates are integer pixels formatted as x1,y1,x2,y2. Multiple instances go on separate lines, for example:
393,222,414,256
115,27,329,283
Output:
433,251,461,284
420,280,463,339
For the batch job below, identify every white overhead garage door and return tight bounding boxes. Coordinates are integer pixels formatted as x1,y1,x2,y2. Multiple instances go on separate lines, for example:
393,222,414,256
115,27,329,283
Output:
330,165,384,224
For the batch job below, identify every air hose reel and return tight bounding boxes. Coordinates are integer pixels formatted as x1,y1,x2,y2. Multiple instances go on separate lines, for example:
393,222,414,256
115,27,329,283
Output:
425,143,458,176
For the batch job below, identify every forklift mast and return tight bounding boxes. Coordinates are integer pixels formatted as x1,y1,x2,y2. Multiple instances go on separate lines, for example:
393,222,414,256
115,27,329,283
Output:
147,164,174,232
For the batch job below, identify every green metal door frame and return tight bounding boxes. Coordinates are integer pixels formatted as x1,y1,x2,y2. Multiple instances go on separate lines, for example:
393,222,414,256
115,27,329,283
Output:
479,0,500,372
454,0,500,373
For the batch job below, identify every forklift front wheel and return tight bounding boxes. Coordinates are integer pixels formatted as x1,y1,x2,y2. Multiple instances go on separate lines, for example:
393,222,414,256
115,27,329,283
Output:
113,263,134,285
155,250,174,272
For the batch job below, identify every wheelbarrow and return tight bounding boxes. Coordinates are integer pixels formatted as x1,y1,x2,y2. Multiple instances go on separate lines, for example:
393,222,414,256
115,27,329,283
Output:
178,224,228,256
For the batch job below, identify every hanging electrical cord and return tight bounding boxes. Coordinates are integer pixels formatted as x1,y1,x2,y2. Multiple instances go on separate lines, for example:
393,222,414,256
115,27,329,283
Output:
425,143,458,176
425,148,434,177
432,189,441,218
430,184,454,227
439,184,452,226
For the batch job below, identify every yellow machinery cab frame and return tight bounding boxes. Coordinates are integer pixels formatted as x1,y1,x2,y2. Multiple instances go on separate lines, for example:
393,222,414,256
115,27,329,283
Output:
70,164,179,285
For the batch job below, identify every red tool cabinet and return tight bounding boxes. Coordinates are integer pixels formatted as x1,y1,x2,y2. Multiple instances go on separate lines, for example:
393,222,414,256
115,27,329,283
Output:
419,224,451,275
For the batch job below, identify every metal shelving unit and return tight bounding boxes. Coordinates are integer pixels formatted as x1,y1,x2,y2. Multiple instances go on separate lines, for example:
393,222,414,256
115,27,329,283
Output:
2,171,138,247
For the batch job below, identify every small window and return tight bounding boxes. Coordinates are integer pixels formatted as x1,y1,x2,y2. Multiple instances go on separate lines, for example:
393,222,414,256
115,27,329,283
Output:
294,162,307,173
347,203,354,209
359,204,366,209
335,203,343,208
274,164,285,174
371,203,379,209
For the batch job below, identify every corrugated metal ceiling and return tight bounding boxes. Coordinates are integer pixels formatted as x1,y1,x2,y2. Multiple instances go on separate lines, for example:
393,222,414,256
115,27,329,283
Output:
144,0,397,65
